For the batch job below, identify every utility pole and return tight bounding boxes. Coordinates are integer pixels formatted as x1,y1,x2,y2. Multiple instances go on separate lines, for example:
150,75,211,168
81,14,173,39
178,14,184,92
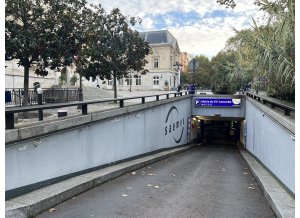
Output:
188,58,199,94
192,59,196,85
173,62,183,86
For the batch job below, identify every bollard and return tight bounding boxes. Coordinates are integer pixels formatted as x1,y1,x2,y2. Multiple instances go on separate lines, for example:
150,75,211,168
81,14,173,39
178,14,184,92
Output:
6,112,14,129
37,88,43,121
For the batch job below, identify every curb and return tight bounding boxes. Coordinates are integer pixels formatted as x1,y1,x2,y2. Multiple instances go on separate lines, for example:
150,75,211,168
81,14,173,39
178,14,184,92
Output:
5,144,195,218
238,146,295,218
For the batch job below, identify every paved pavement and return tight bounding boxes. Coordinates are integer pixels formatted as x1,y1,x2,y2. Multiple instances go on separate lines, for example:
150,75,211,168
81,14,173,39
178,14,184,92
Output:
37,141,275,218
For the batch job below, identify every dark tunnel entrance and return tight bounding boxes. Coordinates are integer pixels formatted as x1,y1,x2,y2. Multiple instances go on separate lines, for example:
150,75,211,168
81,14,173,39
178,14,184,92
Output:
190,116,244,145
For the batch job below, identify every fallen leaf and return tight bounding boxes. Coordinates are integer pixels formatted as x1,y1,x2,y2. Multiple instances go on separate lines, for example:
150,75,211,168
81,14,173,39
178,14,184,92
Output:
154,185,159,189
126,187,132,190
243,172,248,175
147,166,152,169
248,187,255,190
170,174,176,177
148,173,155,176
72,196,77,200
141,171,146,174
122,194,128,197
147,184,153,187
244,168,248,170
49,208,57,213
131,172,136,175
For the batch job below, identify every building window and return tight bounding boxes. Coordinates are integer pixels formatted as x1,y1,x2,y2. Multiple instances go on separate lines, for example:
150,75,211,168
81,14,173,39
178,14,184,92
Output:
108,80,113,86
136,75,141,85
126,75,132,85
118,78,123,85
153,76,159,85
154,59,158,68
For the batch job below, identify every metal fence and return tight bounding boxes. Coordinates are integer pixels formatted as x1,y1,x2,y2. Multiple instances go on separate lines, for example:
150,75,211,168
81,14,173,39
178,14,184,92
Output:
5,88,79,106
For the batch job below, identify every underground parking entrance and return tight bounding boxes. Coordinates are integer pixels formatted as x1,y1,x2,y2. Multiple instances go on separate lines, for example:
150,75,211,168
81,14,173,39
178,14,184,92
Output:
190,115,245,146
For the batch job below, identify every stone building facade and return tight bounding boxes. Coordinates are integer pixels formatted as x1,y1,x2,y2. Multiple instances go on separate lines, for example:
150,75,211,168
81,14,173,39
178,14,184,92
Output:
180,52,192,73
103,30,182,91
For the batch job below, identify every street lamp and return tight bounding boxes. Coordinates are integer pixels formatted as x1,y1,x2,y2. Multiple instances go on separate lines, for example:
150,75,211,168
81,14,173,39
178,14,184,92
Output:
173,62,183,87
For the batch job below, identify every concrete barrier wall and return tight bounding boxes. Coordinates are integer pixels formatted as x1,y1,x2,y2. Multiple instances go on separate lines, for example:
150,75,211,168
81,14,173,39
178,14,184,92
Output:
5,97,192,193
245,99,295,193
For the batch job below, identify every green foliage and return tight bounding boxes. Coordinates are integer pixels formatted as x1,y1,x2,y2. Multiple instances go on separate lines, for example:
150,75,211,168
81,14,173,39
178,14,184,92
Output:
216,0,236,8
6,0,150,103
59,74,67,86
82,6,150,98
221,0,295,100
70,75,79,86
180,72,191,86
5,0,87,105
210,51,238,94
193,55,214,89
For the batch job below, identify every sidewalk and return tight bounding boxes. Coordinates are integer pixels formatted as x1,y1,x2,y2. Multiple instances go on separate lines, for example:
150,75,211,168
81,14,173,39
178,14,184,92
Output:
14,90,175,128
238,145,295,218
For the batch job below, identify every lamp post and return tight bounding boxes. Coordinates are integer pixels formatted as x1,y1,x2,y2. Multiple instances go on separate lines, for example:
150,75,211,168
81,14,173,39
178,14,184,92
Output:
173,62,183,87
37,88,43,121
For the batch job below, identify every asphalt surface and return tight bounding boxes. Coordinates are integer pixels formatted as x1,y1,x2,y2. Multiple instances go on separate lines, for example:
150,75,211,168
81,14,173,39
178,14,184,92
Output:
37,139,275,218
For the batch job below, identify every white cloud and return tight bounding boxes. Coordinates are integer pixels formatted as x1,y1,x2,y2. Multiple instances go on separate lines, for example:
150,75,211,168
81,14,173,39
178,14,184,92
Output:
89,0,228,17
170,26,235,58
141,17,155,30
88,0,261,57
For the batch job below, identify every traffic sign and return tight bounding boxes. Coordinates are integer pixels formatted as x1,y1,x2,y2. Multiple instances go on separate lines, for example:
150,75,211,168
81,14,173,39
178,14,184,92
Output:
188,58,199,70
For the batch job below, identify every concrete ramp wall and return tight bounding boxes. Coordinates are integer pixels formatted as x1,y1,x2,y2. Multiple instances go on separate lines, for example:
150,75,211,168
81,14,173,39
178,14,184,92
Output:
5,96,192,198
245,97,295,194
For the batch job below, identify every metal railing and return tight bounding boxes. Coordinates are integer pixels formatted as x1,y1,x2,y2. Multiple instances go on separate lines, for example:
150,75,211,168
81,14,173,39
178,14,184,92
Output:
246,91,295,116
5,91,188,129
5,88,79,106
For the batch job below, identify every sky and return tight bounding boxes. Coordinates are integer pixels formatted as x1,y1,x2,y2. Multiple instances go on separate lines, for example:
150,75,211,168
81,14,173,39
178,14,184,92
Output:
88,0,262,58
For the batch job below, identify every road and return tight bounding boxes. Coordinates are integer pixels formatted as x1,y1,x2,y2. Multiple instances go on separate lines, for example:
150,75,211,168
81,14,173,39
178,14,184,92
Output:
38,141,275,218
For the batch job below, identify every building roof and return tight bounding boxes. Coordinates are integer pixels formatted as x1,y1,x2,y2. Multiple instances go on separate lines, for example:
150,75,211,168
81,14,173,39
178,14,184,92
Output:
140,30,180,52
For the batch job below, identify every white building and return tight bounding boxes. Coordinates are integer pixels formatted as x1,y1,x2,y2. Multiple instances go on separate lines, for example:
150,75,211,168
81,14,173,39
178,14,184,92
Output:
102,30,182,91
5,60,58,89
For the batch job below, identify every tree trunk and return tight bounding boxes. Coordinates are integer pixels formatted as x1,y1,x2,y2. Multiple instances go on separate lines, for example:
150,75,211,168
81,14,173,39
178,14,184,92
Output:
23,66,30,106
77,73,83,109
79,73,83,101
113,71,117,99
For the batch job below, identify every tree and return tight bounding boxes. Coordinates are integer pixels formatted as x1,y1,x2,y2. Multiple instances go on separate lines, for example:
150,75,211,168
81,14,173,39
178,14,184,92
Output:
70,74,79,86
210,51,238,94
223,29,258,90
5,0,86,105
84,7,150,99
216,0,236,8
193,55,214,89
222,0,295,100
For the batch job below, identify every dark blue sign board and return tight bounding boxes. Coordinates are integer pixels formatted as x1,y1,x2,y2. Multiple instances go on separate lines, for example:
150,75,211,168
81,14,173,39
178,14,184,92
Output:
5,91,12,102
188,85,196,94
195,98,241,107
